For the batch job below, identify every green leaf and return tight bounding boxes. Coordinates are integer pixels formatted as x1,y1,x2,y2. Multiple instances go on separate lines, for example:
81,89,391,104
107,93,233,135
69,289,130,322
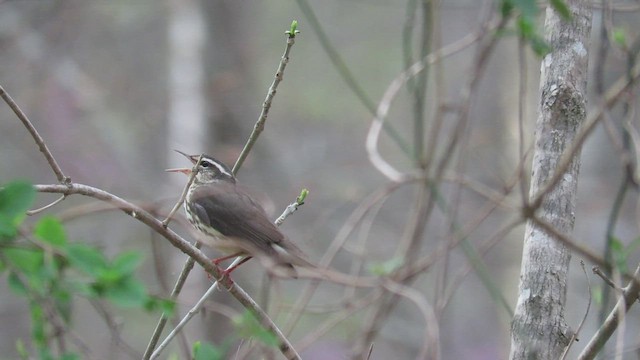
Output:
159,298,176,315
59,354,80,360
610,237,628,271
550,0,572,20
67,243,107,276
7,271,28,295
513,0,539,19
500,0,514,17
232,311,278,348
34,216,67,247
529,35,552,57
193,341,224,360
97,267,126,284
592,286,603,305
0,181,35,238
368,257,404,276
5,248,44,273
297,188,309,205
15,339,28,360
30,303,46,345
286,20,300,37
144,297,176,316
516,16,536,39
104,277,147,308
112,251,142,275
53,288,73,322
613,28,627,47
37,347,54,360
627,235,640,253
67,279,95,297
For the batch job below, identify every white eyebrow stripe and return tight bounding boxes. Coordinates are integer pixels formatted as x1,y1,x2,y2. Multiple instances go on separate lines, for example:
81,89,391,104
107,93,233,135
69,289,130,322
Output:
204,158,232,177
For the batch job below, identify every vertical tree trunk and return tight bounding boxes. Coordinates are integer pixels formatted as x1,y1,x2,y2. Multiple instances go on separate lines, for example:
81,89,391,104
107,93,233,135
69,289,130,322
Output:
166,0,206,160
510,2,592,359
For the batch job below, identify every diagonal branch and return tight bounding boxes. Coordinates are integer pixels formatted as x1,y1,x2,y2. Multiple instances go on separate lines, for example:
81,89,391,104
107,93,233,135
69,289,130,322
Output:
0,85,70,185
578,264,640,360
232,22,299,175
34,183,301,360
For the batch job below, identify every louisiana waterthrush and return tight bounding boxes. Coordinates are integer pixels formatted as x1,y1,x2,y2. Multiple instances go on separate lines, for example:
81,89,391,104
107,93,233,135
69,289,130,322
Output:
166,150,308,277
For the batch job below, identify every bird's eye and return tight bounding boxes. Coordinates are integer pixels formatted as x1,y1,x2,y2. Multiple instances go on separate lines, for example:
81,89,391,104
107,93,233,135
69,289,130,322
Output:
201,161,210,168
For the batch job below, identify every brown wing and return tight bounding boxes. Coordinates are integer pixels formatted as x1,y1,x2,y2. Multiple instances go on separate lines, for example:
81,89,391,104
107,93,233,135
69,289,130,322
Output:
189,183,306,266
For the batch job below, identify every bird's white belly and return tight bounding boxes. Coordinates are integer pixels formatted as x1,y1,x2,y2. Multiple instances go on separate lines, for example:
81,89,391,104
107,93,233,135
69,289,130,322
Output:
183,199,243,254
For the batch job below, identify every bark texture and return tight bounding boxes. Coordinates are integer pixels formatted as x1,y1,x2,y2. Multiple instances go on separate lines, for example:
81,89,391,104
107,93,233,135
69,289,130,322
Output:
510,2,592,359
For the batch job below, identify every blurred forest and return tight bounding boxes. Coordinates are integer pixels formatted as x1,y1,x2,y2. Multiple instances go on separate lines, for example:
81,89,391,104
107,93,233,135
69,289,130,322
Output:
1,0,640,359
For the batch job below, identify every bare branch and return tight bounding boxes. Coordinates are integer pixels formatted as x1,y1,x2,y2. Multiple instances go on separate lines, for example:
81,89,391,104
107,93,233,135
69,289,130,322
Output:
232,26,299,175
149,257,247,360
0,85,70,184
275,188,309,226
33,183,301,360
561,261,593,359
578,265,640,359
26,195,67,216
152,188,309,358
162,154,203,227
593,266,624,292
529,59,640,212
142,244,201,360
382,280,439,360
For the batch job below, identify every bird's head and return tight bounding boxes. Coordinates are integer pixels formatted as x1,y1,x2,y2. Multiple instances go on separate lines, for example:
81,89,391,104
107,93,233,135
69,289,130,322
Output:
166,150,236,185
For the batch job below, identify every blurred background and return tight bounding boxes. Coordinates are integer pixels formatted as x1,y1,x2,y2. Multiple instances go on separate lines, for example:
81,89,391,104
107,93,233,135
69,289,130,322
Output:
1,0,639,359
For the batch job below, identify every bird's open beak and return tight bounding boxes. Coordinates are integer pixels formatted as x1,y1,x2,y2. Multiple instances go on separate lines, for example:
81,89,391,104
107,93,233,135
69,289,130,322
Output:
165,167,192,175
166,150,198,175
174,149,199,164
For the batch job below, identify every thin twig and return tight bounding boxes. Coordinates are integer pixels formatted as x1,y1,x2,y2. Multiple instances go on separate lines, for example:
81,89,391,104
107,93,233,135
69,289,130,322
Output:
294,0,412,155
162,154,203,227
152,188,311,358
89,299,142,359
561,260,592,359
283,181,411,335
382,280,439,360
275,189,308,226
365,343,374,360
34,183,301,360
142,244,202,360
294,290,383,352
26,195,66,215
0,85,70,184
593,266,623,292
149,257,245,360
529,59,640,212
149,23,302,359
578,264,640,359
232,23,299,175
365,15,500,181
145,153,203,358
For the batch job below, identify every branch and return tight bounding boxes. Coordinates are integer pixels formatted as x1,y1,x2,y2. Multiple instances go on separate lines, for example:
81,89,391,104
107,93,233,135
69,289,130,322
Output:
561,261,592,359
578,264,640,359
150,22,302,358
26,195,67,216
151,188,310,358
34,183,301,360
275,188,309,226
382,280,439,360
529,59,640,212
232,20,299,175
161,154,203,227
142,245,201,360
149,257,247,360
0,85,70,185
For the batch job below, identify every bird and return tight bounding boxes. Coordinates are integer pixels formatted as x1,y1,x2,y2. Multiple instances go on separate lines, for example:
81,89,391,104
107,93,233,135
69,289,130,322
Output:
166,150,309,278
